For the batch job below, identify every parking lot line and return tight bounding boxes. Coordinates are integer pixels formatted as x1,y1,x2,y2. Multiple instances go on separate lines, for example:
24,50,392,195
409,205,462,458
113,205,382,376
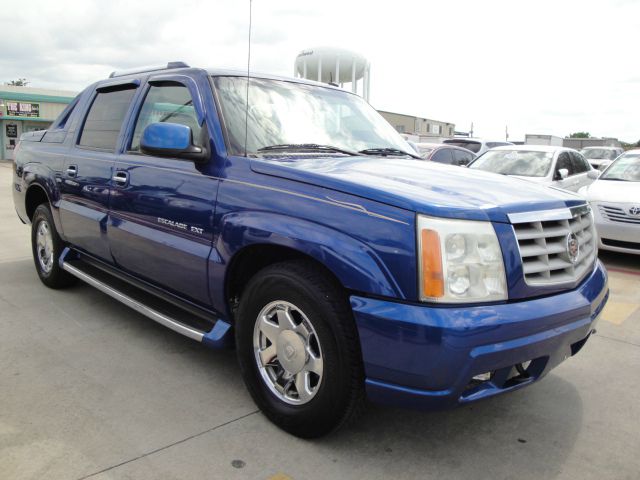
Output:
607,267,640,277
601,302,639,325
267,474,294,480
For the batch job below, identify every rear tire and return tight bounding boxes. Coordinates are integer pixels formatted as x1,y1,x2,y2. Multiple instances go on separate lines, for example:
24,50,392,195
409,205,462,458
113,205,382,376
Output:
235,260,364,438
31,204,77,289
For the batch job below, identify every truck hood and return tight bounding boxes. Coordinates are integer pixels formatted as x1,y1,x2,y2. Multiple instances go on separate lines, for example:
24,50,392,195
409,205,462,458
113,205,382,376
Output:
251,156,584,223
510,175,549,185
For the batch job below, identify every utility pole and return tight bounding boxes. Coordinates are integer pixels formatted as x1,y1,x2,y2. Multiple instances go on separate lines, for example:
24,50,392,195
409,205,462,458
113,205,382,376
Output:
470,122,474,137
505,125,509,142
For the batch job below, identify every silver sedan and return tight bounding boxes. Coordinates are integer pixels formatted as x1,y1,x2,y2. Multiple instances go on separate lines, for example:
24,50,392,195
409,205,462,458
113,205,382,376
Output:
468,145,595,192
579,150,640,255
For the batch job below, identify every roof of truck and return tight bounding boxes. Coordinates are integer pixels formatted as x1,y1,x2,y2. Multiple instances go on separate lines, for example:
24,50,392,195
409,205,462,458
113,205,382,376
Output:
105,62,345,92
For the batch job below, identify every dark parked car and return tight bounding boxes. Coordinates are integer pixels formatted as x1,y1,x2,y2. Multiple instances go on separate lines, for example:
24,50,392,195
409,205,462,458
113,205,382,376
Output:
414,143,476,166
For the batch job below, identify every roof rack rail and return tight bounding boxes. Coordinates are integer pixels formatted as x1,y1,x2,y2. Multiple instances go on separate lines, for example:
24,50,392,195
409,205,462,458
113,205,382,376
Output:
109,61,190,78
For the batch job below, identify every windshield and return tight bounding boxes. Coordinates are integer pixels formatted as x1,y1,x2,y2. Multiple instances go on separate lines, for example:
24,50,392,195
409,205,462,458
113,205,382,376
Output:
213,76,411,156
469,150,553,177
581,148,618,160
417,146,435,157
601,155,640,181
443,139,481,153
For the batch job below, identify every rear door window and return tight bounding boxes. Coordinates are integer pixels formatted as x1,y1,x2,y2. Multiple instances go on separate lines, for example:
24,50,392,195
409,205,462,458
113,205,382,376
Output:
78,87,137,151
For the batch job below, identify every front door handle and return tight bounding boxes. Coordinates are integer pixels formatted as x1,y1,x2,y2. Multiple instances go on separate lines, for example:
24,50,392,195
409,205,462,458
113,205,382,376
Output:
66,165,78,177
112,171,129,186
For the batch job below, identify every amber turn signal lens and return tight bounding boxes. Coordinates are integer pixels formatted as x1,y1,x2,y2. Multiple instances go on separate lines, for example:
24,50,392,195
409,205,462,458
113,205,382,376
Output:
421,229,444,298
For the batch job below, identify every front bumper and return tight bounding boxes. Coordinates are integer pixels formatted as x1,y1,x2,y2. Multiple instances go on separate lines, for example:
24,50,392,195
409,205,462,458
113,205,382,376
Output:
351,261,608,410
594,208,640,255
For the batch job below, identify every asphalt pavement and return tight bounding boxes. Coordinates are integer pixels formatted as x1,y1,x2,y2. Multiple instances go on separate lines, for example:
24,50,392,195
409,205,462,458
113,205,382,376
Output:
1,161,639,480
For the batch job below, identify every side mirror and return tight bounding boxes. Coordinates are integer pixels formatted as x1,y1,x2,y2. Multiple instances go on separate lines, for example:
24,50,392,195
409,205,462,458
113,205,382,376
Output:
140,122,206,161
556,168,569,180
587,169,601,179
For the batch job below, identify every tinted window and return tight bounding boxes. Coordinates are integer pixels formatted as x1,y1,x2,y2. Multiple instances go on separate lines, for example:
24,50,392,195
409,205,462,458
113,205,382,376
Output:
555,152,574,177
79,88,136,150
131,83,201,151
452,149,474,166
486,142,513,148
431,148,454,164
443,139,481,153
570,152,590,173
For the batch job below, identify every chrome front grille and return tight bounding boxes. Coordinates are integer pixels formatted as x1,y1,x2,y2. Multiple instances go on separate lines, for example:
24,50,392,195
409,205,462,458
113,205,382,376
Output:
598,204,640,224
509,205,597,286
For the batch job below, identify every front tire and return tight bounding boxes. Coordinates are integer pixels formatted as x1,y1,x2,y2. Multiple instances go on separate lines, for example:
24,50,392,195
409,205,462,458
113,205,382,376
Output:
235,261,364,438
31,204,77,289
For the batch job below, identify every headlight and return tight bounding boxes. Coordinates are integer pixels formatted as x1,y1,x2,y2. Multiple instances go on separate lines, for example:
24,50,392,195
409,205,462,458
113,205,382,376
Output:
417,215,507,303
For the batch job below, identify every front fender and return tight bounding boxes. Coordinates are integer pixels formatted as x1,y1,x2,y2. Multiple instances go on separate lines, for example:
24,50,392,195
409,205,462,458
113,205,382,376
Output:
210,211,405,314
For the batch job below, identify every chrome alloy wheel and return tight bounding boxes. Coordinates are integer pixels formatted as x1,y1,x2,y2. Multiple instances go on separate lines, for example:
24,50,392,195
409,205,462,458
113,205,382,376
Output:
253,301,324,405
36,220,54,274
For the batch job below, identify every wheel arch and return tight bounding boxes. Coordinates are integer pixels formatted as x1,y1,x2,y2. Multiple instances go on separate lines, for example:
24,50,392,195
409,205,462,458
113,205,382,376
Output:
25,182,51,221
225,244,345,310
216,211,404,320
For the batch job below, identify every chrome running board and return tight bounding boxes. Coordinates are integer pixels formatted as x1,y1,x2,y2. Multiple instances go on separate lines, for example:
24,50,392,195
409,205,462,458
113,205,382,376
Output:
62,262,206,341
59,248,233,348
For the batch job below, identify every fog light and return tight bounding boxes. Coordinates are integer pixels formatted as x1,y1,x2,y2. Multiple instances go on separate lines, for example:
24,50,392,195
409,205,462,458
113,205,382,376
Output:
472,372,492,382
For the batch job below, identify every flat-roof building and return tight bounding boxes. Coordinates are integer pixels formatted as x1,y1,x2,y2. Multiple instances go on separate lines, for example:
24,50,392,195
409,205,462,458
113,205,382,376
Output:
377,110,455,141
1,86,77,160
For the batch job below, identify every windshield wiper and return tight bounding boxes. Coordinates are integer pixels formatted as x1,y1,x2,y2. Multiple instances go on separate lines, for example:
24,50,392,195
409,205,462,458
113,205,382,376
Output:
358,147,420,159
257,143,358,156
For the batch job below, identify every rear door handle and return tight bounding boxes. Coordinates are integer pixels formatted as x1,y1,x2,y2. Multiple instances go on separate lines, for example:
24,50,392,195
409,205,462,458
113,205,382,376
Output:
112,171,129,186
66,165,78,177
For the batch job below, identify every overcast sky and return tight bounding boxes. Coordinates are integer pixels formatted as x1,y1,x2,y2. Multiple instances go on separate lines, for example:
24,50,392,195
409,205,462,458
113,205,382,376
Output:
1,0,638,142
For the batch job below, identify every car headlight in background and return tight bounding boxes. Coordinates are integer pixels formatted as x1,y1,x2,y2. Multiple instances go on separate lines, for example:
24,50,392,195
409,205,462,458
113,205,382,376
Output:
417,215,507,303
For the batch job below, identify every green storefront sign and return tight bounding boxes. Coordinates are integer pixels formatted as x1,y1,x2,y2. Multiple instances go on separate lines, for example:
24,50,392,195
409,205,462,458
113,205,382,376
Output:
5,101,40,118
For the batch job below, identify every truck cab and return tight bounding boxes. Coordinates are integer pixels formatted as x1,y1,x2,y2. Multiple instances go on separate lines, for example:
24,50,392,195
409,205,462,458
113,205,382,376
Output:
13,62,608,438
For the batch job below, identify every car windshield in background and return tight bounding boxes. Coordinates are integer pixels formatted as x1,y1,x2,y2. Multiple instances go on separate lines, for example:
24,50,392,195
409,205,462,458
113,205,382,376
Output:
417,146,435,157
469,150,553,177
444,140,481,152
581,149,618,160
601,155,640,181
213,76,412,156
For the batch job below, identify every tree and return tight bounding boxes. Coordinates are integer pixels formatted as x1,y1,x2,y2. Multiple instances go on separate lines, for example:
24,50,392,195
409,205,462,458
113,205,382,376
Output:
5,78,29,86
568,132,590,138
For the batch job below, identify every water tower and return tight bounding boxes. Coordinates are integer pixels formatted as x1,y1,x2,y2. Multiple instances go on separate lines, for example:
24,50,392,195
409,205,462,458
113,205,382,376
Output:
294,47,371,102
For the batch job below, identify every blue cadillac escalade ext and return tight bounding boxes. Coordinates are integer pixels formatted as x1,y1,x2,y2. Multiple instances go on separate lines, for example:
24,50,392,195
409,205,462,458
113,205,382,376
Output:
12,62,608,438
